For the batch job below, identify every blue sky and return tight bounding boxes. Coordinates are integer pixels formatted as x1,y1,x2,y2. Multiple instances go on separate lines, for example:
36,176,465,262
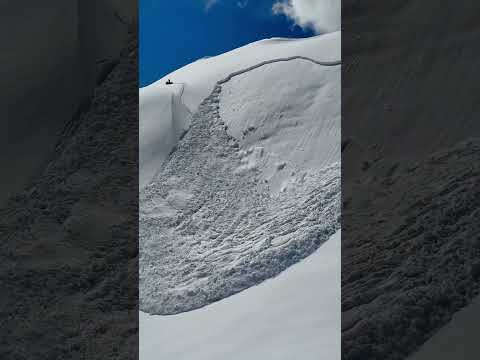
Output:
140,0,315,87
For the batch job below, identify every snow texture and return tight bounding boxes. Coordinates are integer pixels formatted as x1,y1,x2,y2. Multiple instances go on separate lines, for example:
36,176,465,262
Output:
140,230,340,360
139,35,340,315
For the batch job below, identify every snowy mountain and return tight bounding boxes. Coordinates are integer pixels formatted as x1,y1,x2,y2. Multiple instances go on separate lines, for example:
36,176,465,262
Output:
139,31,340,359
140,31,340,189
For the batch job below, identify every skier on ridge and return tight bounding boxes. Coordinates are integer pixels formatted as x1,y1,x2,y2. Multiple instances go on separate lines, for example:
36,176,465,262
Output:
166,79,173,85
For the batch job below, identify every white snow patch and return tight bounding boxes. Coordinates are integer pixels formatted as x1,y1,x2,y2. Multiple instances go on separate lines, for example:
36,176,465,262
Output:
166,189,193,210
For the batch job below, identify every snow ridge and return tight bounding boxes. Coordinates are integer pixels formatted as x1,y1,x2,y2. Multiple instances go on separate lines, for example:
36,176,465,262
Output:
140,59,340,315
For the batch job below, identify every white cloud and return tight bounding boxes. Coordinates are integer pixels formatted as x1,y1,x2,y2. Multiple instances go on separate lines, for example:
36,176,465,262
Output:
272,0,340,34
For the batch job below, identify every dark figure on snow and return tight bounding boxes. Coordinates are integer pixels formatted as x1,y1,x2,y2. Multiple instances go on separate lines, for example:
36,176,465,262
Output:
166,79,173,85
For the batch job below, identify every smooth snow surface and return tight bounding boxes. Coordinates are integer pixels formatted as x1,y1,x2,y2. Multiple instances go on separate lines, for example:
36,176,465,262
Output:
140,230,340,360
143,31,339,111
220,59,339,192
140,32,340,315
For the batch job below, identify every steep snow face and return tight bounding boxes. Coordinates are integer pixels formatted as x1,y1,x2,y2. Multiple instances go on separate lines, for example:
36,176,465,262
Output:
139,31,340,188
140,32,341,315
139,84,192,189
140,230,340,360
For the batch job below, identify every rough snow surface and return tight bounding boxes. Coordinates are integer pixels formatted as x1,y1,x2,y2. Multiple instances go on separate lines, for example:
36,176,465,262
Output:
140,230,340,360
139,33,341,315
140,76,340,314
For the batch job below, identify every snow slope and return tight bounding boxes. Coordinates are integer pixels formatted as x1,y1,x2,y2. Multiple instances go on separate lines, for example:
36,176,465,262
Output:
140,32,340,315
139,31,340,188
219,58,339,192
140,230,340,360
141,31,339,110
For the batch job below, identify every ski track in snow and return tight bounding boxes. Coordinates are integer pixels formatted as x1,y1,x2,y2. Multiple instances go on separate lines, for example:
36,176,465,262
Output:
140,58,340,315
